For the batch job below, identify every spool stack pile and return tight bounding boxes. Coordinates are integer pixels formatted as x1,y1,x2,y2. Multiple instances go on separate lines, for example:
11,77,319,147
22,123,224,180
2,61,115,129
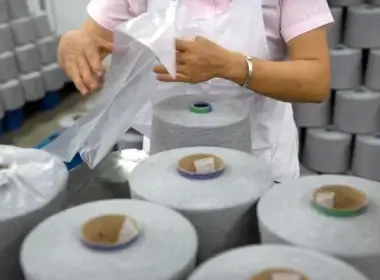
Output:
294,0,380,181
0,0,67,134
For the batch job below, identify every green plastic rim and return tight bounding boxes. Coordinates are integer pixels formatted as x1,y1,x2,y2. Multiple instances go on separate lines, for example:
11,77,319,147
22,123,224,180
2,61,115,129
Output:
190,101,212,114
311,185,369,218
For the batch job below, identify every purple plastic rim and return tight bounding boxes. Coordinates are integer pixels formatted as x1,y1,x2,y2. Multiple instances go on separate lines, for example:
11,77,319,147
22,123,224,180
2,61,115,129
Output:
177,166,225,180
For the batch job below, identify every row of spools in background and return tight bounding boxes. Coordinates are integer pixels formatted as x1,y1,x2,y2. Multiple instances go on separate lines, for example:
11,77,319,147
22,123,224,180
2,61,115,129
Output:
0,0,67,134
296,0,380,181
4,93,380,280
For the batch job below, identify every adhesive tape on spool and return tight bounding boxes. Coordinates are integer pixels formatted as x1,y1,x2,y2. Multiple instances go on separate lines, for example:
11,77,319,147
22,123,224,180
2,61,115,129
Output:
333,87,380,134
344,5,380,48
258,175,380,280
188,244,368,280
365,50,380,91
21,200,197,280
0,145,68,280
330,45,361,90
292,94,331,128
328,8,343,48
301,127,352,174
58,113,86,129
129,146,272,261
328,0,365,7
149,94,252,155
352,135,380,181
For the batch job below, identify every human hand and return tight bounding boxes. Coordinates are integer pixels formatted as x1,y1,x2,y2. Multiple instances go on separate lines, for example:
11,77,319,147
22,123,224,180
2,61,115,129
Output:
153,36,236,83
58,30,113,95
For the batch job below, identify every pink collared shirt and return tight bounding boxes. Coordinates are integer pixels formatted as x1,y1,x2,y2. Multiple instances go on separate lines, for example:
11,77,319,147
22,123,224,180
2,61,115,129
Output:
87,0,333,60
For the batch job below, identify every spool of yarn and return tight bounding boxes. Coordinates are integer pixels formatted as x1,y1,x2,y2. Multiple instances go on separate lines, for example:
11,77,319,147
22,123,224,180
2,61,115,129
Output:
333,88,380,134
150,94,252,155
0,52,18,83
0,0,9,23
32,12,52,39
330,45,362,90
292,95,331,128
37,37,59,65
58,112,86,129
0,80,25,112
365,49,380,91
328,8,343,48
20,72,45,102
0,145,68,280
188,244,368,280
302,127,352,174
300,165,317,176
21,199,197,280
117,128,144,150
129,146,272,261
258,175,380,280
10,18,36,46
344,5,380,48
328,0,365,6
6,0,29,20
15,44,41,74
41,63,65,91
352,135,380,181
0,24,14,53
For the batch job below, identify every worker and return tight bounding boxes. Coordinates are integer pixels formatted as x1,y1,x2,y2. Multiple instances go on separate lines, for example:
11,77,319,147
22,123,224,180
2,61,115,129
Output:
57,0,333,183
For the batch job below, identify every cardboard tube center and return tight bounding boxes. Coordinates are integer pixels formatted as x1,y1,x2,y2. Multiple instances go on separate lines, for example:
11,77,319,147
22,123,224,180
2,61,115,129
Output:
81,214,139,247
312,185,368,211
252,268,309,280
177,153,225,175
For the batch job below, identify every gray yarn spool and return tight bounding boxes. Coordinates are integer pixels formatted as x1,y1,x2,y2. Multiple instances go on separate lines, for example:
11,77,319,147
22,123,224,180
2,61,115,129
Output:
0,24,14,53
37,37,58,65
10,18,36,46
0,0,9,23
302,127,352,174
117,129,144,151
15,44,41,73
365,49,380,91
0,145,68,280
344,5,380,48
352,135,380,181
300,165,317,176
6,0,29,20
328,0,365,6
20,72,45,102
21,200,197,280
368,0,380,6
129,146,272,262
258,175,380,280
188,245,369,280
0,52,18,83
330,45,361,90
333,88,380,134
32,12,52,39
0,80,25,111
150,94,252,155
292,95,331,128
41,63,65,91
328,8,343,48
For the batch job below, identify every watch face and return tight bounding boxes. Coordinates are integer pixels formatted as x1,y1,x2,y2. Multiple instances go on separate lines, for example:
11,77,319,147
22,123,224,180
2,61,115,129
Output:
181,0,234,19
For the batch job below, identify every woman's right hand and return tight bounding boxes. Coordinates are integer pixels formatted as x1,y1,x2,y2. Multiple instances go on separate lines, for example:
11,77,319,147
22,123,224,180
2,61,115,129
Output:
58,29,113,95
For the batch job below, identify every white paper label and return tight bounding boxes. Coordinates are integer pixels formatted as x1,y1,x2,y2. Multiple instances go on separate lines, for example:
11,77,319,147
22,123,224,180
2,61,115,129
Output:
271,272,302,280
194,157,216,174
316,192,335,208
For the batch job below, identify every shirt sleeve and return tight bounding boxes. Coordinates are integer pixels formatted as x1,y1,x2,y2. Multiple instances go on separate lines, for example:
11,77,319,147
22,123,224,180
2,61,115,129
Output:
280,0,334,43
87,0,148,31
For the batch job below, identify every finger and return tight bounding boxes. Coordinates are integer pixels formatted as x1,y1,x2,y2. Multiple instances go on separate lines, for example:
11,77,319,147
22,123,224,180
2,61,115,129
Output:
85,46,105,77
175,39,191,52
156,73,187,83
77,55,99,91
66,62,89,95
153,64,169,74
176,51,186,64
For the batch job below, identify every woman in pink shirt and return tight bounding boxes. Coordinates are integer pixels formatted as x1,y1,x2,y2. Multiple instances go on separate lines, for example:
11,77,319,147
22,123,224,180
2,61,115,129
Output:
58,0,333,182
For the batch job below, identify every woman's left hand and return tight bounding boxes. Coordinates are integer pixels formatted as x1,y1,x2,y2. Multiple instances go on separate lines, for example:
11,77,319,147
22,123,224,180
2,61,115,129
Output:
154,36,234,83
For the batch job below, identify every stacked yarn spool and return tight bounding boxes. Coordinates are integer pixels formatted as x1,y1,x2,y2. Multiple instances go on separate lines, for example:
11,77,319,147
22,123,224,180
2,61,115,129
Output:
0,0,66,133
294,1,380,181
